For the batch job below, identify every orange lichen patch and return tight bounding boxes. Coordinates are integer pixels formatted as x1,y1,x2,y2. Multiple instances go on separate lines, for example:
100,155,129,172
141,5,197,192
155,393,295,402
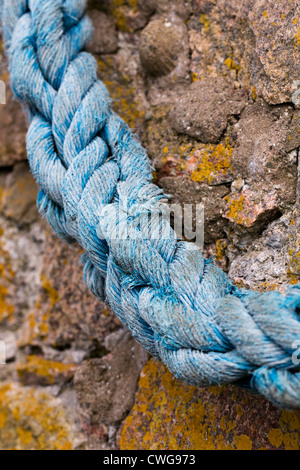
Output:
268,428,283,448
98,58,145,129
234,435,253,450
119,359,300,450
17,427,33,446
0,229,15,324
224,190,278,228
216,239,227,262
0,383,74,450
0,284,14,324
279,411,300,450
41,275,59,309
19,275,60,346
287,244,300,284
224,194,247,226
190,140,234,185
37,274,60,339
251,86,258,100
109,0,137,32
294,27,300,46
199,14,211,32
106,81,145,128
224,57,241,72
17,356,76,386
263,11,268,18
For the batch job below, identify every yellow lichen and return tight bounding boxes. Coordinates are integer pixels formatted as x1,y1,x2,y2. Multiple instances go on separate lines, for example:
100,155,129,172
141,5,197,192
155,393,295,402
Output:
224,57,241,72
119,359,300,450
294,27,300,46
97,57,145,128
191,140,234,184
0,407,8,429
251,86,258,100
38,275,59,338
268,428,283,448
199,14,211,32
234,435,253,450
224,194,246,226
287,245,300,284
19,275,60,345
0,383,74,450
17,427,33,446
0,229,15,323
109,0,137,32
216,239,227,262
41,275,59,308
17,356,76,385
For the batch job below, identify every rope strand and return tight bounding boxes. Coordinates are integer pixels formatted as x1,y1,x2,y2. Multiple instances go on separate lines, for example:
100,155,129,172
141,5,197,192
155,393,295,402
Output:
1,0,300,408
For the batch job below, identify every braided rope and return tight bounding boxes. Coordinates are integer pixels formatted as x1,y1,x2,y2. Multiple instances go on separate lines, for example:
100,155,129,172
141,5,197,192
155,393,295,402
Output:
1,0,300,408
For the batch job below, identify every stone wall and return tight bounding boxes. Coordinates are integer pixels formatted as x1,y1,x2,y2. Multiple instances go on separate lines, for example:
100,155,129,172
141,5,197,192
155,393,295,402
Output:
0,0,299,450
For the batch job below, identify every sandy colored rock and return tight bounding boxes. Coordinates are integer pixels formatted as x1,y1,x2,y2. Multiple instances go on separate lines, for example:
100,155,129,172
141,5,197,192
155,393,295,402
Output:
139,17,188,77
74,332,149,426
1,162,39,225
170,78,248,143
156,0,192,21
286,110,300,153
0,331,16,361
230,100,297,209
248,0,300,105
159,174,230,243
0,86,27,167
18,230,120,351
90,0,155,32
228,209,300,290
87,10,118,54
224,188,280,230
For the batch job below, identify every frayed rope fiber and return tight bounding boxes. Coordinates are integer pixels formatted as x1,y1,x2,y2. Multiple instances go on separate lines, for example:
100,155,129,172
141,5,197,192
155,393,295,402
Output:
1,0,300,408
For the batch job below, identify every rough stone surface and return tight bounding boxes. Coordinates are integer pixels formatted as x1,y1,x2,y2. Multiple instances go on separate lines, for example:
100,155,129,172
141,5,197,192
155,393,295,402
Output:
0,383,84,450
119,359,300,450
139,17,189,77
0,45,27,167
74,333,148,427
248,0,300,106
228,208,300,291
286,109,300,153
159,175,230,243
87,10,118,54
1,0,300,451
170,78,248,143
230,100,297,209
0,85,27,167
1,162,39,225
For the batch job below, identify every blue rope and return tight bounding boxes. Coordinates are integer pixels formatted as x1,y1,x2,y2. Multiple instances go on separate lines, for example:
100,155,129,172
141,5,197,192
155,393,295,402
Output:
1,0,300,408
